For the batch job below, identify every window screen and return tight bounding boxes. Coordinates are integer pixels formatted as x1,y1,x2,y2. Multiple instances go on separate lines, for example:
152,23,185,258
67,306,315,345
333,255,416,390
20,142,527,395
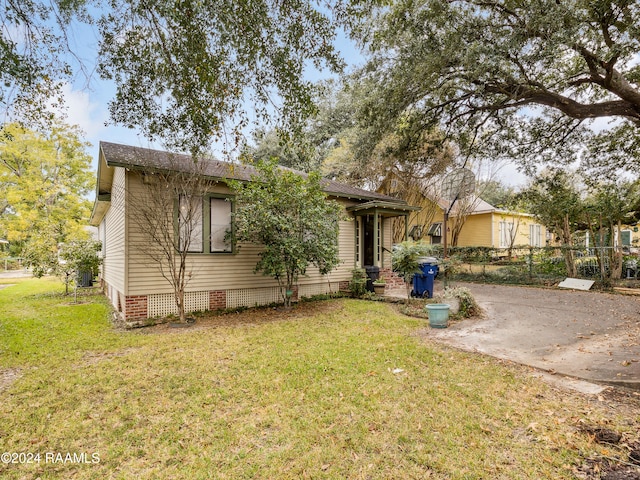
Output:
210,197,232,252
179,195,203,252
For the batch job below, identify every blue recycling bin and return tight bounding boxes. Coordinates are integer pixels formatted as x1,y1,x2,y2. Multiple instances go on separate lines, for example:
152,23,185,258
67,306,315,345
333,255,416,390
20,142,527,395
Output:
411,258,439,298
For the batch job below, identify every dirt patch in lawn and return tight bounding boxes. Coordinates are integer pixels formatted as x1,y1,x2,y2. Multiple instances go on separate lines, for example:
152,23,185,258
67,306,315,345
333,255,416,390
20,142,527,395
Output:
575,389,640,479
0,368,22,393
142,299,346,334
82,348,142,366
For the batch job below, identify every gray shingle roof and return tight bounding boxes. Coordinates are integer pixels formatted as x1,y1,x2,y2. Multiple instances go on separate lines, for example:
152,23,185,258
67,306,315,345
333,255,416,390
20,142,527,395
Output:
100,141,402,203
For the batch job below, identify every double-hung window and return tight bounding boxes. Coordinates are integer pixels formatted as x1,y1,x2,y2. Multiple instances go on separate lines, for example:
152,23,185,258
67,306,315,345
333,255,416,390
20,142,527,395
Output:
529,224,542,247
178,195,203,253
178,195,233,253
209,197,233,253
499,221,514,248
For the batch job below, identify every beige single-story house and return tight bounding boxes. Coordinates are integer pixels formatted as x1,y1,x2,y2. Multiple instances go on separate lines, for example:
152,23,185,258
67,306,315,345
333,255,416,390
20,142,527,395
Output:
90,142,417,323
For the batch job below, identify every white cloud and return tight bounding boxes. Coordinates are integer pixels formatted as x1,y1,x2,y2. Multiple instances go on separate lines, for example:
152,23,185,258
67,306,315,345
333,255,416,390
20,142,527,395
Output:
59,83,106,140
52,82,160,154
496,162,529,188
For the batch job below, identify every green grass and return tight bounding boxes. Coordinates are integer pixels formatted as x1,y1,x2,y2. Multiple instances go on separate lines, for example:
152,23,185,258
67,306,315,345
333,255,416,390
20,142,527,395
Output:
0,278,148,368
0,279,636,479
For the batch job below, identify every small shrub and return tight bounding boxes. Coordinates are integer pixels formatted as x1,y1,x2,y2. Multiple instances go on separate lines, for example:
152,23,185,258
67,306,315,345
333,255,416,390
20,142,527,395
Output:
361,291,384,301
391,241,437,301
443,286,481,318
533,250,566,277
439,255,462,276
349,268,368,297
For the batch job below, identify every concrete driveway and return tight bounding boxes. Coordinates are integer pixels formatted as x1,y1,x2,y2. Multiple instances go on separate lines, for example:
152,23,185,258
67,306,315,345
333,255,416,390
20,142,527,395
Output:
0,270,31,279
428,283,640,390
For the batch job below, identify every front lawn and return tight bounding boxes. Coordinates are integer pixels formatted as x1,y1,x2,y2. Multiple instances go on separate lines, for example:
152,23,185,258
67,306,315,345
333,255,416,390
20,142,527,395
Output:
0,279,636,479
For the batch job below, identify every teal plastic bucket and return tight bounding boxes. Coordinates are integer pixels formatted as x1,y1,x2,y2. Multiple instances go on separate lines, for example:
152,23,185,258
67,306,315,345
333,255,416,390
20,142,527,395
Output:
425,303,450,328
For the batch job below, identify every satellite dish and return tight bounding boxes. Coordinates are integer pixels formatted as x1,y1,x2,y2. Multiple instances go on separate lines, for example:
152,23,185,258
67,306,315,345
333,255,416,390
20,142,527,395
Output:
442,168,475,202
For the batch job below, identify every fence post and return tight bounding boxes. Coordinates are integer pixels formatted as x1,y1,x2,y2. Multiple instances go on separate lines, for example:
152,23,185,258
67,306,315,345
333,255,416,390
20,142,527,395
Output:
529,247,534,279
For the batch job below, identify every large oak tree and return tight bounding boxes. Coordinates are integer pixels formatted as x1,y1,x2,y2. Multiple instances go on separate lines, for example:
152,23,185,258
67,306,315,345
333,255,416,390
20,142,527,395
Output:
97,0,343,157
350,0,640,173
2,1,343,157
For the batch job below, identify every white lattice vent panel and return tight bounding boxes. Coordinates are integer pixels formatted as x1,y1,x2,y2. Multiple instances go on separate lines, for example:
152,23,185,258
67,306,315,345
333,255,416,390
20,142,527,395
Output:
298,282,338,298
148,293,174,317
226,287,281,309
148,291,210,317
185,291,210,313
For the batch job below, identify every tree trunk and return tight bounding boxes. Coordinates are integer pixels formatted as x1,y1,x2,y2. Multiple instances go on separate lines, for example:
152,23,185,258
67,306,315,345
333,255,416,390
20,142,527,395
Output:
405,277,412,304
562,214,576,277
611,220,623,280
283,272,294,308
177,289,186,323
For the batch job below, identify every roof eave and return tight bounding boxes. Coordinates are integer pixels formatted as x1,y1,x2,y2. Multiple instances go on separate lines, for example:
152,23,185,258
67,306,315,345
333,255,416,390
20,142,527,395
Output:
347,200,421,215
89,194,111,226
105,159,396,203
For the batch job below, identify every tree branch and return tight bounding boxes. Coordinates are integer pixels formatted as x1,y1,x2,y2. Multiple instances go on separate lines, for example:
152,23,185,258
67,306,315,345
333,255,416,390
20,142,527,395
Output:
479,82,640,123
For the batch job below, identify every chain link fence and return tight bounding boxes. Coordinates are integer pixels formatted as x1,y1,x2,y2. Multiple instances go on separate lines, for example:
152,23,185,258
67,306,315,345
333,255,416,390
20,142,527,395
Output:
426,245,639,287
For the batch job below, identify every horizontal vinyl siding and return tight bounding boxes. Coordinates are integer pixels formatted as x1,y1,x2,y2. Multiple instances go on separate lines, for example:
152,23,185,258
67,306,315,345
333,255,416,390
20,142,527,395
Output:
457,213,493,247
126,176,357,295
103,167,126,293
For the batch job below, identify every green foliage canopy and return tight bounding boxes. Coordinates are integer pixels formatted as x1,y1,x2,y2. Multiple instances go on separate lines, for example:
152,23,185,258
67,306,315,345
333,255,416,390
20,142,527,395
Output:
0,122,93,274
1,1,343,157
98,0,343,156
0,0,87,124
227,160,343,306
520,169,584,240
350,0,640,173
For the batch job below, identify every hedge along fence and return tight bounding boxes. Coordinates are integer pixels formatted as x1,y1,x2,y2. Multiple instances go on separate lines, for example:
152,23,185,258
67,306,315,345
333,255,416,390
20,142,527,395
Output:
426,245,639,287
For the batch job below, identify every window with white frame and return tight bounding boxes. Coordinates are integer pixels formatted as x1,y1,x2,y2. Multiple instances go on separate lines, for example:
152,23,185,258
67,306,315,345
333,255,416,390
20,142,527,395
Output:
499,221,514,248
179,195,203,252
529,224,542,247
210,197,233,253
355,217,361,266
377,218,382,264
178,195,233,253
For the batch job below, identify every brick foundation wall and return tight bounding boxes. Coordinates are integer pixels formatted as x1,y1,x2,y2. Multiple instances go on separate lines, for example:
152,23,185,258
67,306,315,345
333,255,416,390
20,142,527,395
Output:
125,295,148,320
379,268,405,288
209,290,226,310
338,280,350,292
118,282,338,323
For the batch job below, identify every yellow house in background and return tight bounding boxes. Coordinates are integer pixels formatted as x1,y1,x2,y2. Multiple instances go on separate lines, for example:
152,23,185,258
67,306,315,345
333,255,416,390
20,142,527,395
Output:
417,197,549,250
